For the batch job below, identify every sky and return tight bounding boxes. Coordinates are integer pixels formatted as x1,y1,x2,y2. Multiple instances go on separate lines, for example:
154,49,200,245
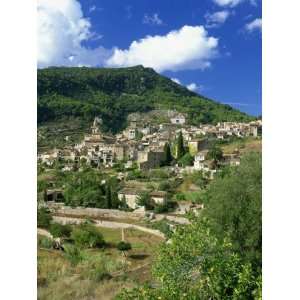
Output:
37,0,262,116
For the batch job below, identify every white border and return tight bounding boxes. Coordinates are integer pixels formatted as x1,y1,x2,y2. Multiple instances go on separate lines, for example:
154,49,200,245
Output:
0,1,36,299
263,0,300,299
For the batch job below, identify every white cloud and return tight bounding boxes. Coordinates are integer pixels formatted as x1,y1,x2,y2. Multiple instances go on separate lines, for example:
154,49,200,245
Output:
205,10,230,28
213,0,243,7
172,78,203,92
89,5,96,13
38,0,110,68
187,83,204,92
171,78,181,84
245,18,262,32
106,25,218,72
213,0,258,7
143,13,163,26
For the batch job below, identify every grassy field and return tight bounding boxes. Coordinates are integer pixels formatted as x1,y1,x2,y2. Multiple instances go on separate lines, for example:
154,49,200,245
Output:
220,137,262,154
37,227,162,300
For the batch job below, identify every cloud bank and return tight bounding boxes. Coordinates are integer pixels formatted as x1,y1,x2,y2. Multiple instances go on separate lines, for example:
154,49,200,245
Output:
38,0,219,73
106,25,218,72
37,0,110,68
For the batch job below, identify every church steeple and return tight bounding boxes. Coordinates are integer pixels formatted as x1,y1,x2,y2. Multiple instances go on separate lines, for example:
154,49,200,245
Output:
91,117,102,134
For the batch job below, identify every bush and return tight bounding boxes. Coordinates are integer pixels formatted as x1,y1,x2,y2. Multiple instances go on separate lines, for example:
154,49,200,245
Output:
88,265,112,282
49,223,72,238
117,241,132,251
154,204,169,214
71,224,105,248
175,193,186,201
158,181,171,191
178,153,194,167
38,236,53,249
148,169,169,179
64,244,83,266
37,207,52,229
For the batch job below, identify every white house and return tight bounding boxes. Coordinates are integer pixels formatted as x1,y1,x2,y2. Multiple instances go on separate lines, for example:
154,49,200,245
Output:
170,114,186,125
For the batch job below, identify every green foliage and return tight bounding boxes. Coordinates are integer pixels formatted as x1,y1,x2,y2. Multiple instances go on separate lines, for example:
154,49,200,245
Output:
37,207,52,229
38,236,53,249
118,219,260,299
49,223,72,238
162,142,173,166
158,181,171,191
62,168,119,208
71,224,105,248
117,241,132,252
203,152,262,268
116,153,262,299
150,220,173,239
137,192,154,210
154,203,169,214
176,131,185,159
38,66,253,139
206,145,224,165
64,244,83,266
178,152,194,167
88,265,112,282
148,169,169,179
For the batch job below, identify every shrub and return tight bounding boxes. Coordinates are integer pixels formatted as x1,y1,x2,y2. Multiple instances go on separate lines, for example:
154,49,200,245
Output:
175,193,186,201
49,223,72,238
158,181,171,191
154,204,169,214
178,152,194,167
117,241,132,251
38,236,53,249
71,224,105,248
64,244,83,266
137,192,154,210
37,207,52,229
88,265,112,282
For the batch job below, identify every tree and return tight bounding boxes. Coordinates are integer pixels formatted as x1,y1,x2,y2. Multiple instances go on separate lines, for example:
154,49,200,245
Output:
49,223,72,238
105,184,112,208
116,219,260,300
162,142,173,166
71,224,105,248
206,145,223,167
176,131,185,159
137,192,153,210
37,207,52,229
117,241,132,257
116,152,262,300
178,152,194,167
203,152,262,269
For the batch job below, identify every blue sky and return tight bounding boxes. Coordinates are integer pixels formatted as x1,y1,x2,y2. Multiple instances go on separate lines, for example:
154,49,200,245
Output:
38,0,261,116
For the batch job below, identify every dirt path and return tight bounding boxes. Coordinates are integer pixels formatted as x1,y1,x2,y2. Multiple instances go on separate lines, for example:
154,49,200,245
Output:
52,215,166,239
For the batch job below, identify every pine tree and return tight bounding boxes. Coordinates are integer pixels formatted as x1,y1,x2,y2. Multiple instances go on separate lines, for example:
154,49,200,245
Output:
176,131,185,159
163,142,173,166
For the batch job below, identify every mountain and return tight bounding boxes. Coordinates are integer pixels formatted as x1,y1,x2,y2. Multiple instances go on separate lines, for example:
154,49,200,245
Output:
37,65,254,149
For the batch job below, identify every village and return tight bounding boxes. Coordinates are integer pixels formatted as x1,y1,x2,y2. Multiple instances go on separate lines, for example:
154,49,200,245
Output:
38,111,262,215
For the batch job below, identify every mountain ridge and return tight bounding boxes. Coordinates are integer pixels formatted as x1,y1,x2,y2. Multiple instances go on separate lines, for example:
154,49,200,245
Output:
37,65,254,136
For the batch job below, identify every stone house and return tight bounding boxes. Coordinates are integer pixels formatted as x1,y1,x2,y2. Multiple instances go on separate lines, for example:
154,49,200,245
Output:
150,191,167,205
188,139,207,155
137,149,165,170
118,188,144,209
170,113,186,125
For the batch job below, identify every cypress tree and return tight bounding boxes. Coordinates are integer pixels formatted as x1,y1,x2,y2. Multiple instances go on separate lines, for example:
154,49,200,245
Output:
105,184,112,209
163,142,173,166
176,131,185,159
